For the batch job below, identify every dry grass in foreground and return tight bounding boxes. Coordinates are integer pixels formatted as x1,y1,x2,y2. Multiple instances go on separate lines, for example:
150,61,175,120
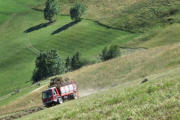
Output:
20,67,180,120
0,43,180,119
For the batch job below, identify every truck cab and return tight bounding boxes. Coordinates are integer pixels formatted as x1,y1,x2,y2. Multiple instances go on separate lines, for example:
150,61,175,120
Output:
42,87,63,107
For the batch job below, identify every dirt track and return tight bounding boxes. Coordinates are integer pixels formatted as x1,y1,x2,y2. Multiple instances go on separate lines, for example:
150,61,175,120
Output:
0,106,45,120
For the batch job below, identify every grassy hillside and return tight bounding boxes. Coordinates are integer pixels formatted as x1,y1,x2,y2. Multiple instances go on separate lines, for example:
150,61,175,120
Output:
59,0,180,32
1,0,180,97
0,1,180,119
125,23,180,47
0,43,180,119
20,67,180,120
0,0,44,24
0,0,138,97
140,24,180,47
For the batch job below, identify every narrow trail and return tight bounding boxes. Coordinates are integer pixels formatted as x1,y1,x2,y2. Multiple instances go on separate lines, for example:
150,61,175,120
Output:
0,106,45,120
25,37,40,55
0,14,17,31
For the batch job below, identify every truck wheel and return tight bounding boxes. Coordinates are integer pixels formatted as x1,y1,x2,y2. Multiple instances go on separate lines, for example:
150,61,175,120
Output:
58,98,63,104
72,93,78,99
45,103,52,108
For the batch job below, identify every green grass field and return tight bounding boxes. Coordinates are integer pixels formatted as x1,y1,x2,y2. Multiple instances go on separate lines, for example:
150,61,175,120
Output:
0,0,180,119
0,0,179,98
0,0,138,97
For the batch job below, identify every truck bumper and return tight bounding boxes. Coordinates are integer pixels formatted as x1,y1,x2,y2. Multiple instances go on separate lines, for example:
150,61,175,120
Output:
43,100,57,106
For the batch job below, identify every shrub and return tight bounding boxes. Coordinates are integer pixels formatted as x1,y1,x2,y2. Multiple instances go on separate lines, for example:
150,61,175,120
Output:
100,45,120,61
70,3,87,21
32,50,64,83
44,0,59,22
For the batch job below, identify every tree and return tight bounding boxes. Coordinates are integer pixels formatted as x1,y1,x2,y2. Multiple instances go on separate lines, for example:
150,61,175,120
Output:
32,50,64,83
100,46,108,61
107,45,120,59
65,56,71,72
100,45,120,61
71,52,81,70
70,3,87,21
44,0,59,22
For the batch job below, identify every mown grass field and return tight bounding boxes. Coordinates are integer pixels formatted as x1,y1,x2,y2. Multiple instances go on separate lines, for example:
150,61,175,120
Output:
0,0,138,97
0,0,180,99
0,0,44,24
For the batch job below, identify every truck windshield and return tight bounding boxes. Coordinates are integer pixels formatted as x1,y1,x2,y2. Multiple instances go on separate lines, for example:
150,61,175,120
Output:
42,90,52,99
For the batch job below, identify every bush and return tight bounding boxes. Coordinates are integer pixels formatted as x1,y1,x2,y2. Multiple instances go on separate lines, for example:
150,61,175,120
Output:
44,0,59,22
70,3,87,21
100,45,120,61
32,50,64,83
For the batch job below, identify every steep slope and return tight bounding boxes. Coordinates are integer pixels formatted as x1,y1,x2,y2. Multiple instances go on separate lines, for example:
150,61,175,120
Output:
20,67,180,120
1,0,180,97
0,0,180,113
0,1,138,97
124,23,180,48
140,24,180,47
59,0,180,32
0,43,180,119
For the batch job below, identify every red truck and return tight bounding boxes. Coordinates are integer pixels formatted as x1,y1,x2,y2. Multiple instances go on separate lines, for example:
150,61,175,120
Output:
42,80,79,107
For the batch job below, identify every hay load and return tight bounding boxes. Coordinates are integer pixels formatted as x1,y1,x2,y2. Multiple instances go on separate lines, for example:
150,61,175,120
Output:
49,77,73,88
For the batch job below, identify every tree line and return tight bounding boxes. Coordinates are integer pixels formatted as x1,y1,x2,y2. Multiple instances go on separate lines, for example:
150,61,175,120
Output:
32,50,82,82
32,45,120,83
